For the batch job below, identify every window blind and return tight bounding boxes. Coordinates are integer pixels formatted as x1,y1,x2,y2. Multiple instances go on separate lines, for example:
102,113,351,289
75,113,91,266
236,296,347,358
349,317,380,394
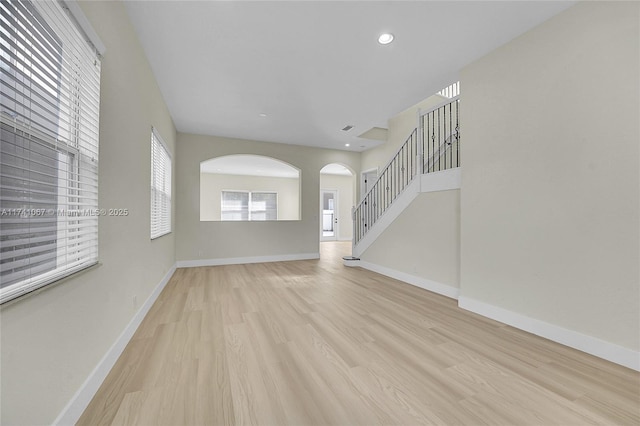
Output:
221,191,249,221
150,128,171,239
250,192,277,221
0,0,101,303
221,191,277,221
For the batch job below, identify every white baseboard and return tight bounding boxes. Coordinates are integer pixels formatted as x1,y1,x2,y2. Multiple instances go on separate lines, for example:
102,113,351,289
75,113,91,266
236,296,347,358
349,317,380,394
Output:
358,260,459,300
176,252,320,268
458,296,640,372
53,263,177,425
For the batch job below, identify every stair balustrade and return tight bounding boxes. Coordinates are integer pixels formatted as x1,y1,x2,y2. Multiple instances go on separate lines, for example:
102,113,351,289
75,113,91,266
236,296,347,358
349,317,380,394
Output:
353,96,460,245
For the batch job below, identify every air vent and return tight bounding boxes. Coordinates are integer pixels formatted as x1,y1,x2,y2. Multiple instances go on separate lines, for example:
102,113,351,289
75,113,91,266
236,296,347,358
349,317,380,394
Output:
341,125,354,132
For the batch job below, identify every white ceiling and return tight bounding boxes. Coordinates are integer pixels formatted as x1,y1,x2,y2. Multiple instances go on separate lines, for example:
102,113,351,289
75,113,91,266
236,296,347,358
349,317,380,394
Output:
125,1,575,152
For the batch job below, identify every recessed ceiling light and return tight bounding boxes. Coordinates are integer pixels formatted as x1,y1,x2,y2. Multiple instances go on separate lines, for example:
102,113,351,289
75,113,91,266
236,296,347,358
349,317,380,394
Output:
378,33,394,45
345,143,350,147
259,113,267,117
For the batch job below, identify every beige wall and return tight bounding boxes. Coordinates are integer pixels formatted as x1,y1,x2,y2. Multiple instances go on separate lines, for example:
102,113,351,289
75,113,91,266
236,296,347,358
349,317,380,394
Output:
460,1,639,350
361,190,460,288
200,173,300,221
176,133,360,261
361,94,447,173
320,173,356,241
0,1,177,424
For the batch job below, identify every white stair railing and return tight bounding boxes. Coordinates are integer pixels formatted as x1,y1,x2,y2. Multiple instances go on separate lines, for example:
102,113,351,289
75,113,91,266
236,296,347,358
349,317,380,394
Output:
352,96,461,246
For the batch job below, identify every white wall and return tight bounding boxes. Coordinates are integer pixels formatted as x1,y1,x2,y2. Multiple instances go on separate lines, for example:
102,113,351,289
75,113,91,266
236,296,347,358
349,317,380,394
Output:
320,173,356,241
200,173,300,221
176,133,361,262
460,1,639,352
360,190,460,289
0,1,177,424
361,94,447,173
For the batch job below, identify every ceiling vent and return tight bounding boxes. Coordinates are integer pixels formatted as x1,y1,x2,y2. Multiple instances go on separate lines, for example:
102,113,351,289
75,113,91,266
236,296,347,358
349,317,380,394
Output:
341,125,354,132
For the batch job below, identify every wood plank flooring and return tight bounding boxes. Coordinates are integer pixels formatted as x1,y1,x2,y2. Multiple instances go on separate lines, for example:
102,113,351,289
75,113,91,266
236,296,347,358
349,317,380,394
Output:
79,242,640,425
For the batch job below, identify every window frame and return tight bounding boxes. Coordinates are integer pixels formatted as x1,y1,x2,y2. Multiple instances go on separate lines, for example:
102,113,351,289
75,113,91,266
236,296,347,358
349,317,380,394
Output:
221,190,278,221
150,127,172,239
0,0,102,304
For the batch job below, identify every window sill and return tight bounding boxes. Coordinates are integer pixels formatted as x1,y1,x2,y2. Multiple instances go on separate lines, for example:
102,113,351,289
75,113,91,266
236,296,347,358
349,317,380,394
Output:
0,262,102,307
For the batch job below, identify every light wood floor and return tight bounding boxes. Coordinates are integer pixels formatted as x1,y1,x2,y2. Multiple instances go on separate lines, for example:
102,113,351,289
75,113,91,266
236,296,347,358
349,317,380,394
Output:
79,242,640,425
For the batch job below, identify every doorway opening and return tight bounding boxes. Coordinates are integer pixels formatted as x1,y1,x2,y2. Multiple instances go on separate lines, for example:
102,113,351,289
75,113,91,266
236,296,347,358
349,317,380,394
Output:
320,163,356,243
321,189,338,241
361,168,378,201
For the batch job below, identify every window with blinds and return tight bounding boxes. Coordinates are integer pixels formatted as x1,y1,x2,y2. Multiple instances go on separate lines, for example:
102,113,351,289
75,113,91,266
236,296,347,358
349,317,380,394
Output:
0,0,101,304
221,191,277,221
150,128,171,239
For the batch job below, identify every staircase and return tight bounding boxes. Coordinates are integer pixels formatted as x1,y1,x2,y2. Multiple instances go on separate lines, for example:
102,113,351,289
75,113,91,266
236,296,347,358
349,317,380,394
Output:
351,96,460,255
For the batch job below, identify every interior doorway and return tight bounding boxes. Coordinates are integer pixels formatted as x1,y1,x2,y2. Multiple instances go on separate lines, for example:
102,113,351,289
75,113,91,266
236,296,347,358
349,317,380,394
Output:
320,189,338,241
319,163,355,244
361,168,377,200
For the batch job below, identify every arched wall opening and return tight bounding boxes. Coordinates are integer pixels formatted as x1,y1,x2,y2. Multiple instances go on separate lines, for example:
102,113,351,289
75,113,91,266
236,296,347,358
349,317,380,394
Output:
319,163,356,242
200,154,301,221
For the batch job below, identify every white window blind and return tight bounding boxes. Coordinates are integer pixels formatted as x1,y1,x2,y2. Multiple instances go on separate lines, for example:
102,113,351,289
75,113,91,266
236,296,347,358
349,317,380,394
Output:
250,192,277,221
221,191,277,221
0,0,101,304
150,128,171,239
438,81,460,99
221,191,248,221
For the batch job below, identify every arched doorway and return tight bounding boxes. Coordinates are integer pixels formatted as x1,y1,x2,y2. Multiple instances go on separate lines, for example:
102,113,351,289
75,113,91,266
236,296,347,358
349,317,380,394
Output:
319,163,356,242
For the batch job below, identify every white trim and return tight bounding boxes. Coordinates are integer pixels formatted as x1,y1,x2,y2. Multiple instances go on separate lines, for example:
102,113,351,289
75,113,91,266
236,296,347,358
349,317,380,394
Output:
458,296,640,372
53,263,177,425
62,1,106,55
358,260,459,300
176,253,320,268
419,95,460,118
420,168,461,193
